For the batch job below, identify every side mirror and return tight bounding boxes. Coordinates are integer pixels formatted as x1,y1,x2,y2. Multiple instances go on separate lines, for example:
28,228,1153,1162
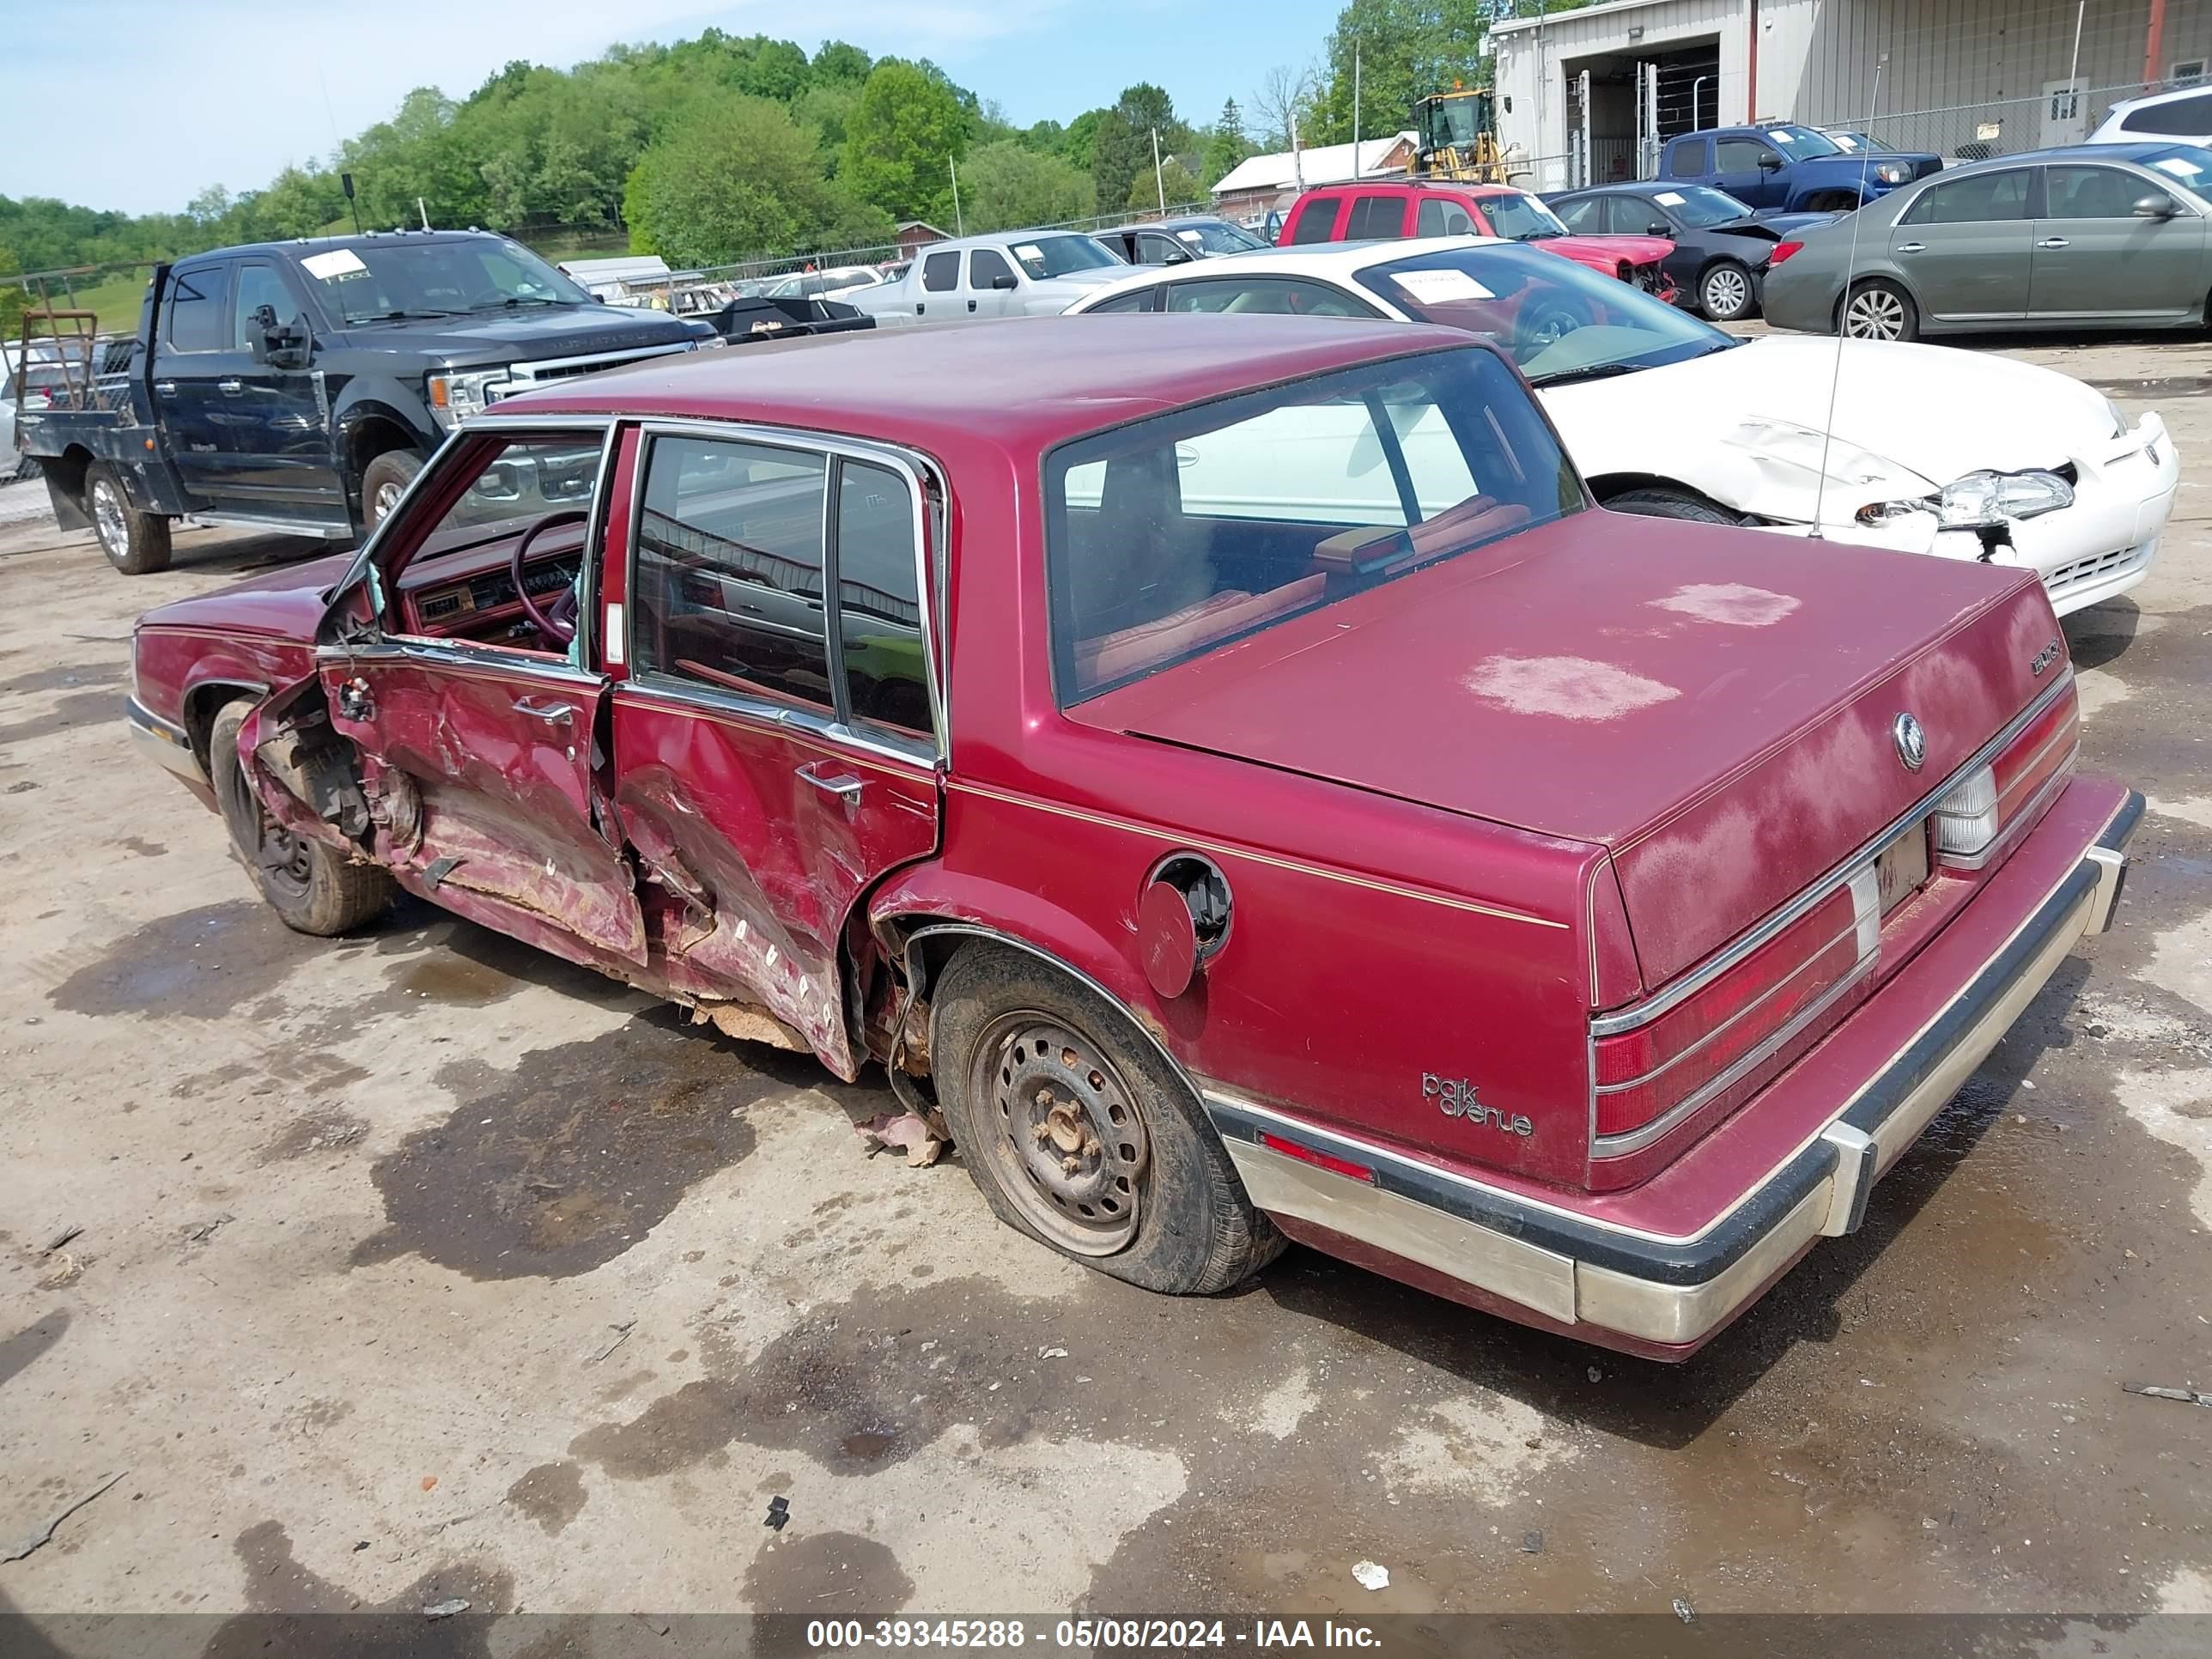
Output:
1758,154,1784,170
255,315,313,370
991,273,1018,290
1648,222,1672,236
2134,193,2177,219
1163,250,1194,265
594,292,608,303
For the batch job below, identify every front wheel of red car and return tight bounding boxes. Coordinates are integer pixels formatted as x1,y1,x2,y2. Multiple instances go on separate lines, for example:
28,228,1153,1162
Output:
932,945,1284,1294
210,700,395,937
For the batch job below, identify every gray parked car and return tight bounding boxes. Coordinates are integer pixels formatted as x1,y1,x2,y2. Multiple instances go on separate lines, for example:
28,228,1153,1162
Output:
849,231,1128,326
1763,141,2212,339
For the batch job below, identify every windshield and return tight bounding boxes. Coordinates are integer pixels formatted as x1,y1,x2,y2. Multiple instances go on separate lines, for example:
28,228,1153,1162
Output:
1826,131,1894,154
1765,125,1844,157
2137,144,2212,202
1176,221,1267,254
1045,349,1580,701
1425,94,1489,149
1353,244,1730,386
1482,191,1571,240
1008,235,1125,279
1656,185,1758,227
297,238,592,323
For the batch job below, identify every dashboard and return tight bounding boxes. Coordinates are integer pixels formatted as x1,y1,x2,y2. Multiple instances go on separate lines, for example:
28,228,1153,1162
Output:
397,521,585,644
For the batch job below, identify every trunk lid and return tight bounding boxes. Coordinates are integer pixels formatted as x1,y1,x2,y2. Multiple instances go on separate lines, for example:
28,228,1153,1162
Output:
1071,513,2060,988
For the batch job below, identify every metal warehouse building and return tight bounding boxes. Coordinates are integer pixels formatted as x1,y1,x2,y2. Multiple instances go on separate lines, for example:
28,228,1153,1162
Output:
1493,0,2212,191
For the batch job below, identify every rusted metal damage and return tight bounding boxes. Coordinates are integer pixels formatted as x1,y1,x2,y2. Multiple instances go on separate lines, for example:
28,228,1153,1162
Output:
690,1000,810,1054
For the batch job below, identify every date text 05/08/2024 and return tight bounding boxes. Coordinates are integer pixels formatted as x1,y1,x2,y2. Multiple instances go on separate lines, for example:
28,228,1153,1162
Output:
804,1620,1382,1650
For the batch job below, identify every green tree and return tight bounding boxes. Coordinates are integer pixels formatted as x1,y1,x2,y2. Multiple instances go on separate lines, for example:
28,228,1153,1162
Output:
624,94,890,265
959,139,1095,232
842,60,968,223
1200,100,1256,185
1126,156,1200,212
1089,85,1194,216
0,247,25,339
1308,0,1491,146
811,40,873,84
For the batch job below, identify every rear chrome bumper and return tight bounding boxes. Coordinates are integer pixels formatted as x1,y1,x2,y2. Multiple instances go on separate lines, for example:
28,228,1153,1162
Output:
127,696,206,786
1206,784,2142,1357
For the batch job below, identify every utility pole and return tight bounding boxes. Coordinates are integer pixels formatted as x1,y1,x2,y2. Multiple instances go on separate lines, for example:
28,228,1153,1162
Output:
1353,42,1362,161
1291,110,1305,192
949,156,963,236
1151,128,1167,213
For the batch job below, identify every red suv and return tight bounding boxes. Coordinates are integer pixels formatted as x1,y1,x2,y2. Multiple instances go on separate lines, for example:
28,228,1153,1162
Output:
1279,181,1674,298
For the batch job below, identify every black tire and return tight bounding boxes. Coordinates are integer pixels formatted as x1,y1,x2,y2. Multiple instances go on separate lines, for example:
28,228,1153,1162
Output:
361,449,427,530
1698,259,1755,321
209,699,394,937
1838,277,1919,342
932,945,1284,1295
1605,486,1743,525
85,461,172,574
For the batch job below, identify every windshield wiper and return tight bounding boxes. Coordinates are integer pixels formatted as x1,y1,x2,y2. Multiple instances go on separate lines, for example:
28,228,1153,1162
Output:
1527,362,1644,388
471,296,568,310
362,308,463,321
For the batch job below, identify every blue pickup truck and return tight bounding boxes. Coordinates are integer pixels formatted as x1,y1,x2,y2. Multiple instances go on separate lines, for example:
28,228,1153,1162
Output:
1657,124,1942,214
16,230,713,573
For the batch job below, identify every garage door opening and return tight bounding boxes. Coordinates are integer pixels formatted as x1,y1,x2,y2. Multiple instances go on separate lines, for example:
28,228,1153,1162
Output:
1564,37,1721,185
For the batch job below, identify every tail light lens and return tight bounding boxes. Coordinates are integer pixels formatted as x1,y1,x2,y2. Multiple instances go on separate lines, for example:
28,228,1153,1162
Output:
1592,882,1870,1144
1934,681,2078,867
1769,239,1803,266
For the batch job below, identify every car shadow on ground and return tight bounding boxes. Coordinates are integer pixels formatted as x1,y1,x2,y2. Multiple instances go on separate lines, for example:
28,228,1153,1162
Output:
1255,954,2092,1449
2065,597,2146,672
164,526,353,577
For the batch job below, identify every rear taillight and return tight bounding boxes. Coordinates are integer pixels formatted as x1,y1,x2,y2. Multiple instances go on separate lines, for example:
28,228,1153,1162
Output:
1769,240,1803,266
1591,883,1867,1143
1934,679,2078,867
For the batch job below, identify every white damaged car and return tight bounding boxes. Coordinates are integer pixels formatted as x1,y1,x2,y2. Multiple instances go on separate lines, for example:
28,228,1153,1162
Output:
1065,237,2176,617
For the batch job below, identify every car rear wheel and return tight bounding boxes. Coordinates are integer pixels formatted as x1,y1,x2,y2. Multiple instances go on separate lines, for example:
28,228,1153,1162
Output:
1839,278,1918,342
932,945,1284,1294
85,462,172,574
1604,486,1743,524
1698,260,1754,321
361,449,426,530
210,699,394,937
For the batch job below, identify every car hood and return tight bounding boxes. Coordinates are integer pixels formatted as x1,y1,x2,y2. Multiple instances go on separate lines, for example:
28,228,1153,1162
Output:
1072,512,2057,983
137,550,354,641
1535,233,1673,268
1796,151,1942,176
1541,334,2120,506
342,306,703,365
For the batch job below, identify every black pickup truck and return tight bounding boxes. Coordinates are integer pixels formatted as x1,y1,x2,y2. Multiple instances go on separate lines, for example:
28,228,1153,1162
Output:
18,230,712,573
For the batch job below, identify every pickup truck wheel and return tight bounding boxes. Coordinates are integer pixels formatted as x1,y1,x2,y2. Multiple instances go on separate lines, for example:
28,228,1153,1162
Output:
1604,486,1743,525
933,947,1284,1294
210,700,394,937
362,450,425,529
85,463,172,575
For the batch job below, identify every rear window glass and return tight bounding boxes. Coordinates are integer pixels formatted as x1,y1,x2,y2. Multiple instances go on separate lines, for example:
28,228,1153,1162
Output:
1288,201,1340,243
1346,195,1406,240
2121,93,2212,134
1044,349,1580,702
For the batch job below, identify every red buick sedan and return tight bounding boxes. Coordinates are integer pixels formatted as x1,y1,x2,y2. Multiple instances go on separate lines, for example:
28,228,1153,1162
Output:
126,317,2137,1358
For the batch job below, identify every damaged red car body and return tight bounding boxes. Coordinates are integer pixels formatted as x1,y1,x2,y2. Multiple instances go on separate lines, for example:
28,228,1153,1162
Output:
127,316,2140,1358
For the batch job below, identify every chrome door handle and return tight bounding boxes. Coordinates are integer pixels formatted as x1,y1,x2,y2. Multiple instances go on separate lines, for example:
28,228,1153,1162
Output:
154,380,178,396
512,696,574,726
2039,236,2071,248
1894,241,1925,252
217,379,244,394
796,762,864,805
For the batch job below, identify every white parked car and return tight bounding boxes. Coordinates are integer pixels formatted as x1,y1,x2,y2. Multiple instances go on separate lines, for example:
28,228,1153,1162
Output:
2089,85,2212,149
766,264,887,302
1063,238,2177,617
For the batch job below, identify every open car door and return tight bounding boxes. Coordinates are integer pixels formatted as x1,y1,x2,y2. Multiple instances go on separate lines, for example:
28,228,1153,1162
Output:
316,421,647,969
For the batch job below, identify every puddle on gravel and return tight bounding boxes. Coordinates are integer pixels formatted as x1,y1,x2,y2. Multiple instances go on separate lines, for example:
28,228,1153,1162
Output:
744,1533,913,1632
0,688,123,748
505,1461,586,1534
48,902,325,1020
0,661,123,697
202,1520,511,1656
348,1011,842,1279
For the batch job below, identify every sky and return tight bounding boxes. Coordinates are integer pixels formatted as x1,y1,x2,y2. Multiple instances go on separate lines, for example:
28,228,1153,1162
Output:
3,0,1349,217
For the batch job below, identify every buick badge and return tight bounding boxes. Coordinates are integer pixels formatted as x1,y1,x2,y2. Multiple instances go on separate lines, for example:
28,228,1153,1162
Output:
1893,711,1927,772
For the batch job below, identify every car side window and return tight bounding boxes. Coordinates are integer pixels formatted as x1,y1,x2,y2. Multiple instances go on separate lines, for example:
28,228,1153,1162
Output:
2121,92,2212,134
1900,169,2032,224
1086,289,1158,313
969,248,1017,289
1662,137,1706,176
1715,137,1780,172
1135,234,1177,264
1345,195,1407,240
1287,201,1340,243
1549,197,1603,232
1417,197,1479,236
164,264,230,354
2045,165,2172,219
631,435,834,712
834,459,930,738
921,252,960,292
1161,276,1380,319
231,263,301,349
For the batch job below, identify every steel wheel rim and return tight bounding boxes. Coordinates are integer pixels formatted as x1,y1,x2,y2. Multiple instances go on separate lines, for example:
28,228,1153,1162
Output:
91,479,129,560
974,1012,1148,1255
1705,268,1748,317
1845,288,1905,339
372,478,405,521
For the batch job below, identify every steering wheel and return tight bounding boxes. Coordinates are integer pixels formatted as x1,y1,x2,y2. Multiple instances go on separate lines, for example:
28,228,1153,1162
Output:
510,509,589,647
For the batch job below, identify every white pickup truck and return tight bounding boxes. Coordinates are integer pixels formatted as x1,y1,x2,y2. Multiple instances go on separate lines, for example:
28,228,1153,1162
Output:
849,231,1128,327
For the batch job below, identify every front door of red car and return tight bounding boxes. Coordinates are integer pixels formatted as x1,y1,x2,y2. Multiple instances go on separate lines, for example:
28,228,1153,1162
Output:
606,424,942,1079
318,422,647,968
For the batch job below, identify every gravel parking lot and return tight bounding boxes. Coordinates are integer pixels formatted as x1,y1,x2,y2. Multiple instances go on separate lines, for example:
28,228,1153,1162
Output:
3,329,2211,1633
